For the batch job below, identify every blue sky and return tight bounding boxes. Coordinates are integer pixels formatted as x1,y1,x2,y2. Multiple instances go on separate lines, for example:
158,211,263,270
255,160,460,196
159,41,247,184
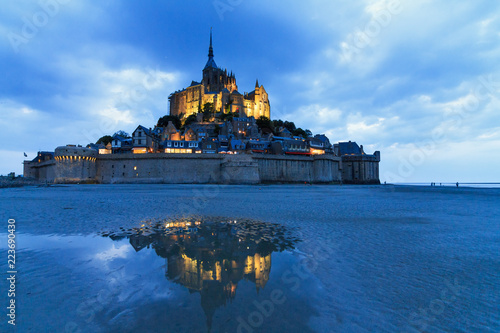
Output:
1,0,500,182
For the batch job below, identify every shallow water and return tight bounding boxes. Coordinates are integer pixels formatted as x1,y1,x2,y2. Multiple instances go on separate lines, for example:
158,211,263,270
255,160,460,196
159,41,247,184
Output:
1,184,499,332
1,219,315,332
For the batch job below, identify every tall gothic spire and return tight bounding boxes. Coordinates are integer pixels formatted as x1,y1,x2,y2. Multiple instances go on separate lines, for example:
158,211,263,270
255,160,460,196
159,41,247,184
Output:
208,27,214,58
204,28,217,69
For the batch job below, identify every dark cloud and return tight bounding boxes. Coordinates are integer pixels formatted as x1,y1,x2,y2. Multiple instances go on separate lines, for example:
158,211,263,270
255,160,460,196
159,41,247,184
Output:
1,0,500,181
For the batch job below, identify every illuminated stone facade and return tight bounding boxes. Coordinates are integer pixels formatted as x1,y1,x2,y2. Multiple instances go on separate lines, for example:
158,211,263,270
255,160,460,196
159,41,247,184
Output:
54,146,97,183
169,31,271,120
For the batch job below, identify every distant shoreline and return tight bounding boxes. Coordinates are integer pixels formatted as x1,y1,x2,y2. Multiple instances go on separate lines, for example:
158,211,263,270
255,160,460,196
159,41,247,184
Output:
392,183,500,189
3,179,499,189
0,177,43,188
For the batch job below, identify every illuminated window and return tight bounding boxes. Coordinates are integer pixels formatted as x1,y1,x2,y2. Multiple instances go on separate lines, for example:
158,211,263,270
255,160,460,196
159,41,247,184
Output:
134,166,137,170
133,148,147,154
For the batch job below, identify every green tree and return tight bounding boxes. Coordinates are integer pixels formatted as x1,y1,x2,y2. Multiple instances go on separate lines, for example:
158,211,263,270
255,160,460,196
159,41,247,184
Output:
292,128,307,138
224,99,233,114
214,124,221,136
182,114,198,130
284,121,296,132
220,111,239,122
157,115,181,129
113,130,131,138
272,119,284,129
202,102,214,122
305,129,313,137
96,135,113,145
256,116,273,131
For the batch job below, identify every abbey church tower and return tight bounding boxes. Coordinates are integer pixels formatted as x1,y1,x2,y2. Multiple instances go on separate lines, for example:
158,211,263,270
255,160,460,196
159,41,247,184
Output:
169,30,270,120
201,29,238,93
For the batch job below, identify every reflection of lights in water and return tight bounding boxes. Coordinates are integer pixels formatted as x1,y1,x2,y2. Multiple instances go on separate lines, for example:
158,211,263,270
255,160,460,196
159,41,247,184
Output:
101,217,300,331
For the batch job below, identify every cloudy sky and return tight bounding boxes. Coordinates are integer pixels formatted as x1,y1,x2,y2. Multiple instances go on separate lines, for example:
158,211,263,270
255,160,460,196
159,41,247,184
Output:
1,0,499,182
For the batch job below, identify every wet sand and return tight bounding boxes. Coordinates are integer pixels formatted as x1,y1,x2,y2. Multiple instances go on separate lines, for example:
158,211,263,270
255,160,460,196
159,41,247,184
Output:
1,184,499,332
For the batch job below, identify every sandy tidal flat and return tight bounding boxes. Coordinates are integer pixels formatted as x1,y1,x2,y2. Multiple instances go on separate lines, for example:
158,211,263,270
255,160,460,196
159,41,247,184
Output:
0,184,499,332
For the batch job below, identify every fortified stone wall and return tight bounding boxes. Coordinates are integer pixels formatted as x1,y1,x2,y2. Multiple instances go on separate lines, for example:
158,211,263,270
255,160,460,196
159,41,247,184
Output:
341,152,380,184
23,161,37,179
23,160,56,182
220,155,260,184
54,146,98,184
25,153,378,184
312,155,343,183
253,155,342,183
96,154,223,184
254,155,313,182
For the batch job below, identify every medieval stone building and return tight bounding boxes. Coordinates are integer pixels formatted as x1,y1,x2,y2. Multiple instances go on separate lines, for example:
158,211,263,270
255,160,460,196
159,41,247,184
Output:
168,31,271,120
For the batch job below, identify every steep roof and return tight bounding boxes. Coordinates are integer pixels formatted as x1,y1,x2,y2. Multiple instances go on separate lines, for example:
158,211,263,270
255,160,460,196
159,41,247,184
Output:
31,151,54,163
279,127,292,134
134,125,154,137
338,141,361,155
204,58,217,70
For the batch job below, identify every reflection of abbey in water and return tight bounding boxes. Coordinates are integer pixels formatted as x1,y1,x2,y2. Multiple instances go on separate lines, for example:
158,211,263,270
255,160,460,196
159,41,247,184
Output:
107,219,298,330
130,221,272,292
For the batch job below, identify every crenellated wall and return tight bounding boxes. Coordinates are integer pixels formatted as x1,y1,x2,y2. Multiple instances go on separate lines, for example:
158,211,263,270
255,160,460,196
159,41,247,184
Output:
24,152,378,185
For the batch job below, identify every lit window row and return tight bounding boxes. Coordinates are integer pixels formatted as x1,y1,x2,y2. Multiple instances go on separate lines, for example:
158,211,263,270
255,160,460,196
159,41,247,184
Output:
55,156,96,161
310,149,325,155
165,148,193,154
133,148,148,154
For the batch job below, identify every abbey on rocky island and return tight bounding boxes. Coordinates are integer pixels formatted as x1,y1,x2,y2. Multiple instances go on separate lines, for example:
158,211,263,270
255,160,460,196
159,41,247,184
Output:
168,30,271,120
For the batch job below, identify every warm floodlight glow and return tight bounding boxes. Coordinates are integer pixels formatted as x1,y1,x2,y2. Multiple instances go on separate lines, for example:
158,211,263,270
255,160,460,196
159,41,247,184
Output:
133,148,148,154
310,148,325,155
